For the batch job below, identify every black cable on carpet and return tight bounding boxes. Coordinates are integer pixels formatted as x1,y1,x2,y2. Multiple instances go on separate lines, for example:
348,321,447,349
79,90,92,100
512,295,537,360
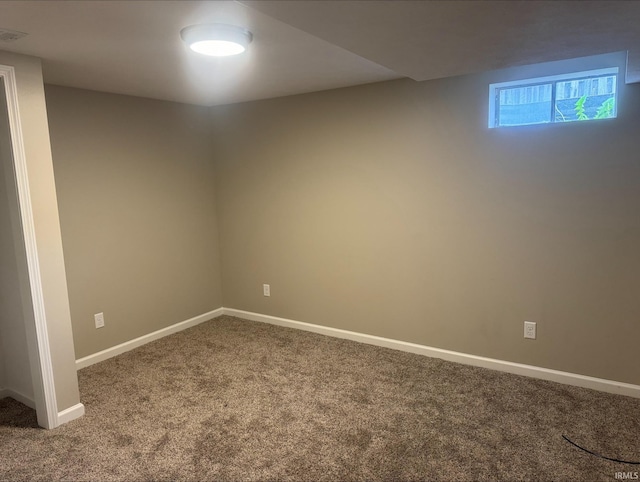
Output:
563,435,640,465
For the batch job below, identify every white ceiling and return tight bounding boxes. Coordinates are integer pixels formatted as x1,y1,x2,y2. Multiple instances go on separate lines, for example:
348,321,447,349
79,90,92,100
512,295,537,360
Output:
0,0,638,106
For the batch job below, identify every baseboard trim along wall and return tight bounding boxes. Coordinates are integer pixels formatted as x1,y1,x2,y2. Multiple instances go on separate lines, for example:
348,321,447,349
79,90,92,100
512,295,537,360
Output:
73,306,640,399
57,403,85,426
75,308,224,369
0,387,36,409
222,307,640,399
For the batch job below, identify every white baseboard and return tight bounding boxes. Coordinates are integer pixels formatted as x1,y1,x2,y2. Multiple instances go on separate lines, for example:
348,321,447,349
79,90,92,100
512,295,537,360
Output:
72,305,640,399
223,307,640,399
0,387,36,409
75,308,224,369
57,403,85,426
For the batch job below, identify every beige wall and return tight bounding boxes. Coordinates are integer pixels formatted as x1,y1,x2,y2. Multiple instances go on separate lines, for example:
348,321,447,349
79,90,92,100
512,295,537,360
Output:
0,51,80,415
212,53,640,385
0,77,34,401
45,86,223,359
41,52,639,388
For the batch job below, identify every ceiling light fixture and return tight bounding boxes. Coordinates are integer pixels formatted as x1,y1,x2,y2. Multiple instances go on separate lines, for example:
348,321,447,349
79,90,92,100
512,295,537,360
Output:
180,24,253,57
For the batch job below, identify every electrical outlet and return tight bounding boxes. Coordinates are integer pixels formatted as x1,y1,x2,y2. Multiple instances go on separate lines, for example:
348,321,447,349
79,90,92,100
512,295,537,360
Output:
263,284,270,297
94,312,105,329
524,321,536,339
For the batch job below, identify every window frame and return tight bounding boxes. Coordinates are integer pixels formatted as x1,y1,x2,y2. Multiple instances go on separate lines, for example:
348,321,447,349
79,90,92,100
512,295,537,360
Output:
488,67,619,128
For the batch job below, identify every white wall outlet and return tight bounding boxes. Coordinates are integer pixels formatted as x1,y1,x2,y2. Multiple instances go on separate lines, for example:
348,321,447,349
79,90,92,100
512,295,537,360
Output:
94,312,105,329
263,284,270,297
524,321,536,339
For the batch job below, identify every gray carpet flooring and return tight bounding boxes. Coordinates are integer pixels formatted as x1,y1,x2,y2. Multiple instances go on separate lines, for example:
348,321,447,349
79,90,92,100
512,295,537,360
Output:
0,315,639,481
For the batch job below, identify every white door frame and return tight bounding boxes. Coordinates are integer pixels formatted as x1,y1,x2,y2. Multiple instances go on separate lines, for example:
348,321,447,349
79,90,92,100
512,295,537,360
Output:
0,64,59,429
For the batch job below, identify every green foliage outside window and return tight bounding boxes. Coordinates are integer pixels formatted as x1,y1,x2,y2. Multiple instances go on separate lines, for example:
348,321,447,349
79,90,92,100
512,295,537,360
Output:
573,95,615,121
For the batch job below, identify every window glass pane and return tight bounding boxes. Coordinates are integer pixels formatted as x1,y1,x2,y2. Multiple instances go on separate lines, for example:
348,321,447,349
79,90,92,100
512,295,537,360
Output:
489,67,618,128
497,83,552,126
554,75,617,123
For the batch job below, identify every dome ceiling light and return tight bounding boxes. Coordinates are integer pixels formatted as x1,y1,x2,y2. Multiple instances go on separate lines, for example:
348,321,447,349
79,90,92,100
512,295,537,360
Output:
180,24,253,57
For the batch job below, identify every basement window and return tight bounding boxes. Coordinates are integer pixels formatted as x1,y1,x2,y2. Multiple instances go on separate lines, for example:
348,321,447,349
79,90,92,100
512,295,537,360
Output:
488,67,618,128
